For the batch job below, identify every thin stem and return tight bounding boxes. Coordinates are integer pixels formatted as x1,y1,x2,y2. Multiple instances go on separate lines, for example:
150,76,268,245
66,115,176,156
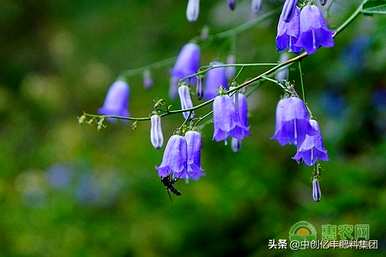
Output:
333,0,367,37
180,62,278,83
119,9,280,79
298,61,306,102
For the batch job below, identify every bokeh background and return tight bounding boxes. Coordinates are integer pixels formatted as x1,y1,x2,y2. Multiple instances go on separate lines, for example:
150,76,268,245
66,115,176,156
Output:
0,0,385,256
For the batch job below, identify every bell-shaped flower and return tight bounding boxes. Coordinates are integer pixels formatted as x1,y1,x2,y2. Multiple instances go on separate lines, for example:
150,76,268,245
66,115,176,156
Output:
178,85,195,120
212,95,240,142
186,0,200,22
183,131,204,180
276,6,302,53
272,96,317,146
156,135,187,178
232,92,250,140
281,0,298,22
227,0,236,10
204,62,228,100
170,43,201,98
295,5,334,55
251,0,262,15
312,177,321,202
98,80,129,117
150,114,164,149
293,119,329,166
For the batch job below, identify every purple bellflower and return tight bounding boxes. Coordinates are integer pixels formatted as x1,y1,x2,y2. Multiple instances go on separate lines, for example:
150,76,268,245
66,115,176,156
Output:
157,135,187,178
251,0,262,15
213,95,243,142
204,62,228,100
186,0,200,22
276,6,302,53
293,119,328,166
98,80,129,117
150,114,164,149
228,0,236,10
170,43,201,98
312,178,321,202
295,5,334,55
233,92,251,140
178,85,195,120
272,96,317,146
184,131,204,180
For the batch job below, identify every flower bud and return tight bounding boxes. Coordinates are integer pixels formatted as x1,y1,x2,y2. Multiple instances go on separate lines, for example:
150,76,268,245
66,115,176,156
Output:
178,85,195,120
251,0,262,15
319,0,327,6
228,0,236,10
143,69,153,90
231,138,241,152
186,0,200,22
196,76,203,100
312,178,321,202
225,54,236,80
150,115,164,149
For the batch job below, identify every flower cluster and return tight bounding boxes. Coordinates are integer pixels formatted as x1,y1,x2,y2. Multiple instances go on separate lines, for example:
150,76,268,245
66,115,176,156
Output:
272,96,328,166
276,0,334,54
87,0,367,202
156,132,204,181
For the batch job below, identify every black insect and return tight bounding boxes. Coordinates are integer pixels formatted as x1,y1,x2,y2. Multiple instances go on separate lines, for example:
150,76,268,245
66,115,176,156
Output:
161,175,181,199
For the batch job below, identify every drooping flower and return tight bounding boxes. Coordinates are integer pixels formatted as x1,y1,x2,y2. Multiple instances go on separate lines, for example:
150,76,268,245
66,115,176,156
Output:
98,80,129,117
232,92,250,140
251,0,262,15
231,138,241,152
204,62,228,100
276,6,302,53
143,69,153,90
293,119,328,166
272,96,317,146
295,5,334,55
225,54,236,80
178,85,195,120
170,43,201,98
184,131,204,180
157,135,187,178
186,0,200,22
275,52,289,81
312,178,321,202
212,95,239,142
150,114,164,149
227,0,236,10
281,0,298,22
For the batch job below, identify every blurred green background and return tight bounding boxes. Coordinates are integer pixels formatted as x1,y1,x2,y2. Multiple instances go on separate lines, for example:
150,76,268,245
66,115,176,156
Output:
0,0,385,256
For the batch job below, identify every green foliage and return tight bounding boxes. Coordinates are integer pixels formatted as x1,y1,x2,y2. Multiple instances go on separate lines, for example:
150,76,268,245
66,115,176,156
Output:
362,0,386,15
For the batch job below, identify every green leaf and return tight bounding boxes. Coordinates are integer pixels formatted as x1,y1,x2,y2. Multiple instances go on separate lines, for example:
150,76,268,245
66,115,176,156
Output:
362,0,386,15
